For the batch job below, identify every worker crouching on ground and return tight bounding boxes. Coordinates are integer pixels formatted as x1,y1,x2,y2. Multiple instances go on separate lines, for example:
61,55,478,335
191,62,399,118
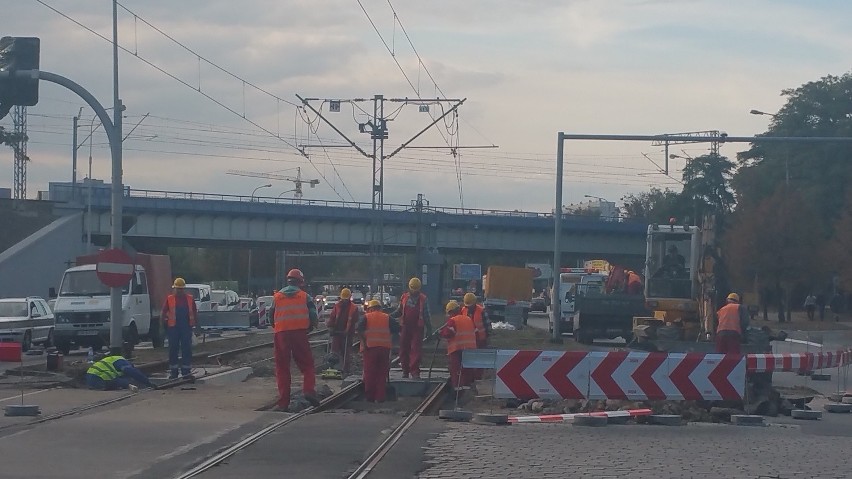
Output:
391,277,431,379
356,300,400,402
161,277,199,379
86,354,154,392
327,288,359,374
272,269,321,411
462,293,490,380
714,292,750,354
439,301,479,390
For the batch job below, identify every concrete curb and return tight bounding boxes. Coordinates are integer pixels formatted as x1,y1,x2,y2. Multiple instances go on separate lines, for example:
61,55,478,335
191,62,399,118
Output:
650,414,683,426
823,403,852,413
196,367,253,386
573,415,608,427
731,414,765,426
791,409,822,420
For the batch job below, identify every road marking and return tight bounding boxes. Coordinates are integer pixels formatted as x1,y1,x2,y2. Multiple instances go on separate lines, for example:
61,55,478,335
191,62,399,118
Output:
0,388,52,403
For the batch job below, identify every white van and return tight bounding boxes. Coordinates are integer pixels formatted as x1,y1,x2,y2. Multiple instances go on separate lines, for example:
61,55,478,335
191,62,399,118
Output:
184,284,213,312
211,290,240,311
0,297,54,352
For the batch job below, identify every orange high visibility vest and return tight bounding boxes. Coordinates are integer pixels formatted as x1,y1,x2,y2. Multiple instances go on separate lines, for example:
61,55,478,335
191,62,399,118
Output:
716,303,742,334
166,294,196,327
447,314,477,354
273,290,310,332
464,304,486,341
364,311,392,349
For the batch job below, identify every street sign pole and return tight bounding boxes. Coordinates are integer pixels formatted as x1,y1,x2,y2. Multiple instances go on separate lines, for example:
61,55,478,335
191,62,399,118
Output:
109,0,124,355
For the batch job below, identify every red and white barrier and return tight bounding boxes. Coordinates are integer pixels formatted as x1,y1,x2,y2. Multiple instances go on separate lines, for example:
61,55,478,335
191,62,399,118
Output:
508,408,653,424
746,350,852,373
494,350,744,402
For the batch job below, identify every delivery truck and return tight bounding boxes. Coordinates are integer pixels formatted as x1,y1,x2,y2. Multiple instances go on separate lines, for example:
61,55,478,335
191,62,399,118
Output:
51,253,172,354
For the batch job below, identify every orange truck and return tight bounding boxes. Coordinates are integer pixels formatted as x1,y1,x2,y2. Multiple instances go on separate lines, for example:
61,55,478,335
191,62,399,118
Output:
483,265,534,326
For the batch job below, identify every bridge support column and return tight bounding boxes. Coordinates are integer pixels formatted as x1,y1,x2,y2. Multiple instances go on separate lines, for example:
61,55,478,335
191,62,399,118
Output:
419,249,444,311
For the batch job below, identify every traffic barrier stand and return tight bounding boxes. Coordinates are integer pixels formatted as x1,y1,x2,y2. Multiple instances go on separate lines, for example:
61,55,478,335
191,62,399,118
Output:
508,408,652,424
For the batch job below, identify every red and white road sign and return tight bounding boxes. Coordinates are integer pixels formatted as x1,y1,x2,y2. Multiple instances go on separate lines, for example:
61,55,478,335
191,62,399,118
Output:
95,248,135,288
494,350,745,401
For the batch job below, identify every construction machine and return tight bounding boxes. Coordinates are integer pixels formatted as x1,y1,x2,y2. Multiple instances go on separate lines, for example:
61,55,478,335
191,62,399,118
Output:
631,216,789,415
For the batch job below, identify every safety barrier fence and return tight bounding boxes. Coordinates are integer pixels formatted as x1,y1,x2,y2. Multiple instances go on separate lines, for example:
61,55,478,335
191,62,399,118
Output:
463,348,852,402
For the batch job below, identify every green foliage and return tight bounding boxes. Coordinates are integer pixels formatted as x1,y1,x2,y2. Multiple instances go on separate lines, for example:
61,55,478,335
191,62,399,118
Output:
620,187,688,224
681,153,735,218
0,126,24,147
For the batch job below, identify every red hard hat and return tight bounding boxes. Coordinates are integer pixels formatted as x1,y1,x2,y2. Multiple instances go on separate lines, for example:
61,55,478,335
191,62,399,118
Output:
287,269,305,283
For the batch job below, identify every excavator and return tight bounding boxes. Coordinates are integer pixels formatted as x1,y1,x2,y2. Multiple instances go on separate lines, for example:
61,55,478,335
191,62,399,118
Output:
631,216,789,414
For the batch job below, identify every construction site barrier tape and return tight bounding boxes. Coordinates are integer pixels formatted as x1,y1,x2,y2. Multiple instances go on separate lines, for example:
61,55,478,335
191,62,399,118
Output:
508,408,653,424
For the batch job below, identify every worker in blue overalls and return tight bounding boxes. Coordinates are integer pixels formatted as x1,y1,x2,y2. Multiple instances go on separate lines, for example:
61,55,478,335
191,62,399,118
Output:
160,277,199,379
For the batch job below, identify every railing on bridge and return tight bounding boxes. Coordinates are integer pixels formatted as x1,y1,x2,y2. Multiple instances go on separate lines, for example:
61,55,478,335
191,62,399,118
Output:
49,183,635,223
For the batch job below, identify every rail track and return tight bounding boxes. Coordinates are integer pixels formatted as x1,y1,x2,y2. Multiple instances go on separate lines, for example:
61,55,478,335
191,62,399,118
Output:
0,329,332,434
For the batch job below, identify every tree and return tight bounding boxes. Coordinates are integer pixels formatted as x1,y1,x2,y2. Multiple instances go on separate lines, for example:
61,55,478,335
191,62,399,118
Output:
620,187,688,223
680,153,735,220
735,72,852,230
725,186,822,321
0,126,24,147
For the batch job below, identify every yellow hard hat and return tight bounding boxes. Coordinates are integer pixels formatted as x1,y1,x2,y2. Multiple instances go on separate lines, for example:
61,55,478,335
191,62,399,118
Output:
340,288,352,299
727,292,740,302
172,277,186,288
463,293,477,306
408,277,422,291
445,300,460,313
367,299,381,309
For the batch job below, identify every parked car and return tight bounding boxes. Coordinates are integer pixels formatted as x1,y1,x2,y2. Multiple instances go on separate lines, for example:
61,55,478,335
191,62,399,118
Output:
184,284,213,311
0,297,55,352
321,295,340,318
211,290,240,311
351,291,365,305
530,295,548,313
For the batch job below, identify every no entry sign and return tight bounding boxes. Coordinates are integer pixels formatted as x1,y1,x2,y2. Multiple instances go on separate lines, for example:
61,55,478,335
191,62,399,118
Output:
96,248,135,288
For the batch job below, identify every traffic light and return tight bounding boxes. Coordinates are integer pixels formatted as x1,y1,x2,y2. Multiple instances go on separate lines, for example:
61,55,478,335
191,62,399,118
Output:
0,37,41,117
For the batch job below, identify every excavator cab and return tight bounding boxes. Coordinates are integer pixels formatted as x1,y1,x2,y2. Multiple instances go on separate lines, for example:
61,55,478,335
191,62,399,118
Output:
633,223,702,343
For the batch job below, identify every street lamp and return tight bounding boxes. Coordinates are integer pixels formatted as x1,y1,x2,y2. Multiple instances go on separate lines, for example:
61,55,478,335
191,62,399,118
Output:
251,183,272,202
750,109,777,118
277,188,296,199
669,153,693,161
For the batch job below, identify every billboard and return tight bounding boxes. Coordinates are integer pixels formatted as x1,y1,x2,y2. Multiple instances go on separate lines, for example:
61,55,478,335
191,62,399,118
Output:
526,263,552,280
453,263,482,281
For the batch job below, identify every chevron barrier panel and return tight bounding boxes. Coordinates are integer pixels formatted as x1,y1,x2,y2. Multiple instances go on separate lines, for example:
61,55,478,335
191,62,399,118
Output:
493,350,745,401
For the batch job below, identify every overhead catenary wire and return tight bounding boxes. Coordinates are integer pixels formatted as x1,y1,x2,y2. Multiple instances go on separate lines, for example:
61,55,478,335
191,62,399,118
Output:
34,0,352,202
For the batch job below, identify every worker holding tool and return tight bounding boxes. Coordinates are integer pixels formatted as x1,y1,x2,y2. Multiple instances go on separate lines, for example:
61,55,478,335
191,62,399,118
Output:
713,292,750,354
271,269,321,411
161,277,199,380
356,300,400,402
327,288,359,374
85,354,154,392
439,300,479,390
391,277,431,379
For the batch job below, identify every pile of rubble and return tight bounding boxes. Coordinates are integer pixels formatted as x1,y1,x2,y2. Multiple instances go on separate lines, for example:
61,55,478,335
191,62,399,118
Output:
507,397,778,423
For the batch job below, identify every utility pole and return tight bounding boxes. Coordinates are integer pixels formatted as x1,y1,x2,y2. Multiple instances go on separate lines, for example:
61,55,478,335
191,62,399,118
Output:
297,94,465,294
412,193,428,279
12,106,27,199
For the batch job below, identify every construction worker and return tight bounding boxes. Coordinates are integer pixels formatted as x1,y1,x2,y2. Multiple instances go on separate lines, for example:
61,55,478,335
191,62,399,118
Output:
714,292,750,354
326,288,359,373
626,270,644,295
391,277,431,379
86,354,154,392
439,301,478,389
462,293,490,349
271,269,320,411
462,293,490,380
161,277,199,379
356,300,400,402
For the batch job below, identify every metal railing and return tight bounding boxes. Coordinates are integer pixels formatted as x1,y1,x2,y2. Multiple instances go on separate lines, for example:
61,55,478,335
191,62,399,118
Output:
49,184,637,223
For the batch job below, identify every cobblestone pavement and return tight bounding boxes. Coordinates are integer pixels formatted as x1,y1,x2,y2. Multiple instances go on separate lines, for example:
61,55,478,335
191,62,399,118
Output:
418,421,852,479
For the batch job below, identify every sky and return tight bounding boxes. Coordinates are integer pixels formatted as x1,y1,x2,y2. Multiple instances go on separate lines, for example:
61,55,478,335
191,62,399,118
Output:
3,0,852,212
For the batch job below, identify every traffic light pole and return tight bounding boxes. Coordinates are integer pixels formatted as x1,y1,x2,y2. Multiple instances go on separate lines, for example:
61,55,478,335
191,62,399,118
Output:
33,70,124,353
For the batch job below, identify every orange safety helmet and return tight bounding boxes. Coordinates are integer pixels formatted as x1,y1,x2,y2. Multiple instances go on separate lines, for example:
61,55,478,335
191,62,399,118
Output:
286,268,305,285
